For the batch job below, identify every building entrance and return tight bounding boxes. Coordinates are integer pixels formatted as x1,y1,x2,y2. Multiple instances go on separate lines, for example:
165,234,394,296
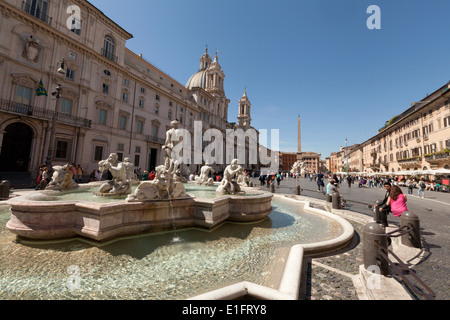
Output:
149,148,158,172
0,123,33,172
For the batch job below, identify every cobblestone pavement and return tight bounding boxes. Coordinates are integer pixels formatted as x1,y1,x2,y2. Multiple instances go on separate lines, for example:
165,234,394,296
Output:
252,177,450,300
304,218,365,300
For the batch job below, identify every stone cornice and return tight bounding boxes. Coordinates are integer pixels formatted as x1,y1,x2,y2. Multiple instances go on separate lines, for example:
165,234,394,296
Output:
0,1,200,111
70,0,133,40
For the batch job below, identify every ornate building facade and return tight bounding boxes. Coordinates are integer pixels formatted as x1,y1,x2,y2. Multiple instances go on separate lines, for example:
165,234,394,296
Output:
327,82,450,174
355,82,450,173
0,0,257,186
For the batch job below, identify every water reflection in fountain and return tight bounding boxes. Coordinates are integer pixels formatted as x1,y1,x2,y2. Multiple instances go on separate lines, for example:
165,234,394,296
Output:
0,197,346,300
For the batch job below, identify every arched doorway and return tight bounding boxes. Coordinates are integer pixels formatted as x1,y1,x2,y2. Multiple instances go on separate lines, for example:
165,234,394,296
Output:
0,123,33,172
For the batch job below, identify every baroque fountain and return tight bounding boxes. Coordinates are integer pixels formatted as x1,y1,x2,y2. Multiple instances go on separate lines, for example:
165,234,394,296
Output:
5,121,272,242
0,121,354,300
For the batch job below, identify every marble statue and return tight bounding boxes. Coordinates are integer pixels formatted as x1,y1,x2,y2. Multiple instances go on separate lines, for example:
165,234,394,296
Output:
96,153,132,196
123,157,139,183
126,121,187,201
236,167,249,187
162,120,179,172
291,160,308,176
126,165,186,201
46,164,79,191
216,159,243,195
195,162,215,186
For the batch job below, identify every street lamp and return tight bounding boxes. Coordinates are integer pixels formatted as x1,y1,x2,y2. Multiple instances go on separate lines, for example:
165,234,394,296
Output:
45,59,65,172
57,58,66,75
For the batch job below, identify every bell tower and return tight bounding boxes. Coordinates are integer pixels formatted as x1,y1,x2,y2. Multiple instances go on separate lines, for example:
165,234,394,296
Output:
200,46,211,71
206,50,225,94
237,89,252,130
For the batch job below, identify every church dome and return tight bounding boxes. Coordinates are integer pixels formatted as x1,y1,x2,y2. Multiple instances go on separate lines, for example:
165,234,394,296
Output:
186,70,208,90
186,47,212,90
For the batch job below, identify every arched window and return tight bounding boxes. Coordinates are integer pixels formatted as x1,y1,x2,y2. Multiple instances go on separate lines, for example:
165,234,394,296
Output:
103,36,116,61
25,0,50,24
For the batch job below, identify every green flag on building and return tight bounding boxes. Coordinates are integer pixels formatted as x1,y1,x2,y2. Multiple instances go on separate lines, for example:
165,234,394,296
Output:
36,79,48,96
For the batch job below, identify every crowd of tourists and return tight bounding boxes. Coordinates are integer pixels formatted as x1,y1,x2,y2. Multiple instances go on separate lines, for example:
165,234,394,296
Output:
329,174,447,198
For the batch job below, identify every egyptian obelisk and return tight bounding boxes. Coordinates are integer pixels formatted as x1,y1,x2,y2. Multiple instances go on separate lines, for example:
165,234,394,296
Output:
297,115,302,161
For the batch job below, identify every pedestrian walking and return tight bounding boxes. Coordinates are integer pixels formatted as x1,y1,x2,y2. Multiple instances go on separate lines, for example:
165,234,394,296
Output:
347,175,352,188
276,172,281,186
317,173,325,192
259,174,265,186
76,164,83,183
40,166,50,190
35,164,45,190
418,178,426,198
407,179,414,195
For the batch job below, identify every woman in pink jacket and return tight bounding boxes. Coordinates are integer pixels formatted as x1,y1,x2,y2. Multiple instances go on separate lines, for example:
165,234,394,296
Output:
386,185,408,218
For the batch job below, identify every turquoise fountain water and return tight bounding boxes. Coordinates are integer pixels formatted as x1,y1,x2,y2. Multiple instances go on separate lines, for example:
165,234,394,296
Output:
0,188,343,300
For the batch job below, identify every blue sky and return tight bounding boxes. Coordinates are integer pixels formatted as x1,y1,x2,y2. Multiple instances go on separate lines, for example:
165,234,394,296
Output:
89,0,450,158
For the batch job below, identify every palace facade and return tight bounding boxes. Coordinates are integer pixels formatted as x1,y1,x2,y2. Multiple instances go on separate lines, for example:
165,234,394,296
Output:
327,82,450,174
0,0,258,186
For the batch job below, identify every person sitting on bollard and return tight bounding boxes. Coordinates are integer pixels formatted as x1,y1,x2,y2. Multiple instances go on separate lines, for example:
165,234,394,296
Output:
386,185,408,218
326,179,337,195
374,182,392,227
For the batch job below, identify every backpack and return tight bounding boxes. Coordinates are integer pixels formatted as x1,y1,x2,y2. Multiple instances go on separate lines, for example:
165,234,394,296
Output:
420,182,426,188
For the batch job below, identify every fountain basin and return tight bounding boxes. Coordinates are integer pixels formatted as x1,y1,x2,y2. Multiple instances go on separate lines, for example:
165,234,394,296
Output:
6,185,273,242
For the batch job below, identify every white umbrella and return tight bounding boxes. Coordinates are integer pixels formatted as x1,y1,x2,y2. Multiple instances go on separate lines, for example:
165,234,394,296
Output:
427,169,450,175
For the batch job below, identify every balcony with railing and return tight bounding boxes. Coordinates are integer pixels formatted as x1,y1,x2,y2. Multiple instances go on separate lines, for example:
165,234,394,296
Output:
424,150,450,165
0,99,91,128
398,156,423,167
101,48,118,63
22,1,52,25
146,135,165,145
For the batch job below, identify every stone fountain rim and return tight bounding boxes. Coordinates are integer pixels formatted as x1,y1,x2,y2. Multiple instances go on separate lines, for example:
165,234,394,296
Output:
189,194,355,300
6,183,273,205
3,186,354,300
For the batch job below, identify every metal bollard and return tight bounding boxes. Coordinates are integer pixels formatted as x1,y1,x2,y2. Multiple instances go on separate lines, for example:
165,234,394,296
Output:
270,183,275,193
372,200,383,222
332,193,341,209
363,222,390,276
249,181,253,187
400,211,421,249
0,180,11,200
295,185,301,195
